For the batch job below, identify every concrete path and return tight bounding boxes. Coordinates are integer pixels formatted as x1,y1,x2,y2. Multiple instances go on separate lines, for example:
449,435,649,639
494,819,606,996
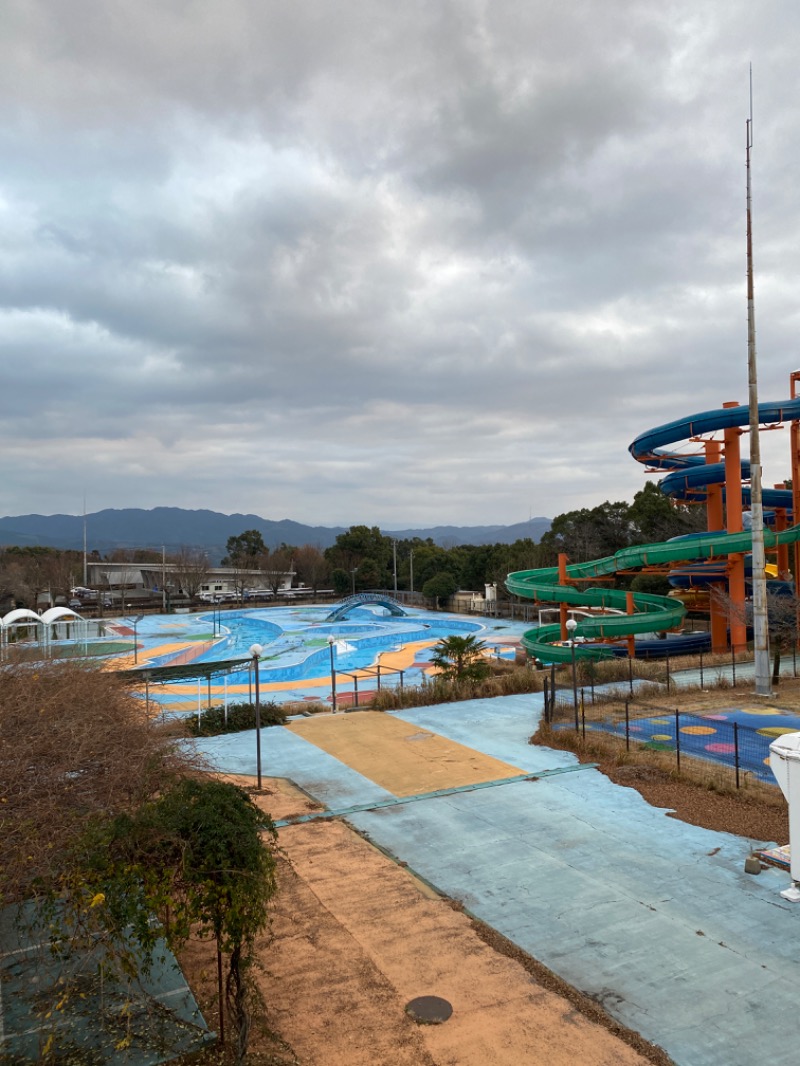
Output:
191,695,800,1066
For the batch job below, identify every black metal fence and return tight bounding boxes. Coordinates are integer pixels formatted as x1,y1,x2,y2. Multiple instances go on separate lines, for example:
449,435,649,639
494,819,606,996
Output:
544,688,781,788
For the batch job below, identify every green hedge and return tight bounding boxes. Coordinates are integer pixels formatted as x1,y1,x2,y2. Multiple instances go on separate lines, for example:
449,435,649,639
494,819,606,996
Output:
187,700,287,737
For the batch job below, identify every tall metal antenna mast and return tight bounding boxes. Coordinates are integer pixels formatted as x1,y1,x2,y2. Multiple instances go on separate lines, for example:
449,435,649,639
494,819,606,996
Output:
746,67,771,696
82,493,88,587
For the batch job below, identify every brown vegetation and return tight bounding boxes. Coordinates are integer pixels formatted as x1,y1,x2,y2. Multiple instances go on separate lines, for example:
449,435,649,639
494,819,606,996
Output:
0,656,197,905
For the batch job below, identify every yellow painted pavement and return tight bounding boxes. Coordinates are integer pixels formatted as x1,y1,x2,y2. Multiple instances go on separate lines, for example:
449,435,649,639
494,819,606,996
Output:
286,711,524,797
103,641,200,672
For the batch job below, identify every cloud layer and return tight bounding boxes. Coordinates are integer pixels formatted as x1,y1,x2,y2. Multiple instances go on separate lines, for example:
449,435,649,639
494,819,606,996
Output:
3,1,800,527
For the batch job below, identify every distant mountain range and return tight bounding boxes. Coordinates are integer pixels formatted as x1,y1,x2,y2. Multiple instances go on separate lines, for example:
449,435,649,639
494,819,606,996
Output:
0,508,552,560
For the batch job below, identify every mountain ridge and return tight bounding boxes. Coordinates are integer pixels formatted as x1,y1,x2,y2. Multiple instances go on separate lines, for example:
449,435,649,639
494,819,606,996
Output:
0,507,551,559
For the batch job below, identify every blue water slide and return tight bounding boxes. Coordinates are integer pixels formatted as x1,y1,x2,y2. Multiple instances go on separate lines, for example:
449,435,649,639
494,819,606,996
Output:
629,398,800,467
631,399,798,517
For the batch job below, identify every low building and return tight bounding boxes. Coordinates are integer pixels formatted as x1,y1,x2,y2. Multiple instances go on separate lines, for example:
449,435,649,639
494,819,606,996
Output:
84,561,295,605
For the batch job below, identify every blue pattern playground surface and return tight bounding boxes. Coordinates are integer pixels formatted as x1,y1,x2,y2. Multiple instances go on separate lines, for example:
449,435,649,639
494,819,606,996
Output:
119,605,526,711
580,703,800,783
191,693,800,1066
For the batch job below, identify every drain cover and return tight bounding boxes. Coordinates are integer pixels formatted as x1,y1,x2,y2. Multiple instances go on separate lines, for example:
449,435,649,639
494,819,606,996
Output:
405,995,453,1024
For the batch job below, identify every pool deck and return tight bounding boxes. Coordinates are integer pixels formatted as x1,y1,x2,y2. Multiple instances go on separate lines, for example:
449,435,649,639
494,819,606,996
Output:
190,694,800,1066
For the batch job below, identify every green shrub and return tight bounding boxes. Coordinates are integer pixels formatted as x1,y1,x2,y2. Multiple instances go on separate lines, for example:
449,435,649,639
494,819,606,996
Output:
187,700,287,737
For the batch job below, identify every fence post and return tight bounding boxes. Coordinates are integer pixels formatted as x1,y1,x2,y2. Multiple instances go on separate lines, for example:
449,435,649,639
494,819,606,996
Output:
793,643,797,678
625,701,630,752
675,709,681,772
550,663,557,719
665,653,670,692
734,721,740,790
731,645,736,688
629,656,634,696
543,678,550,723
581,693,586,740
591,674,595,705
550,663,556,711
699,651,704,689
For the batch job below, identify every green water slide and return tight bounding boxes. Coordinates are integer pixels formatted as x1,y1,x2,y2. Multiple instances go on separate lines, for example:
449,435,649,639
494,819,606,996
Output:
506,525,800,664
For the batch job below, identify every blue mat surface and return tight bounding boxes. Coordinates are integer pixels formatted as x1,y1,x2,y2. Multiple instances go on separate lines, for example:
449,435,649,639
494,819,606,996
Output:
191,694,800,1066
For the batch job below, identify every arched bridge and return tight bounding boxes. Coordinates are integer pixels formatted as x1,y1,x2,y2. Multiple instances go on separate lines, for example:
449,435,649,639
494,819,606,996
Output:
326,592,408,621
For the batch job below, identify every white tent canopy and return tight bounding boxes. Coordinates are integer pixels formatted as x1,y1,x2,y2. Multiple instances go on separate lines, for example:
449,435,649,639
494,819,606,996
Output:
2,608,42,628
40,607,81,626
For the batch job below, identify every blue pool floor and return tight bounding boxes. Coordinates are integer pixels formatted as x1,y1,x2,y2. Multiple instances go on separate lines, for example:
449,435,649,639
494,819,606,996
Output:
191,693,800,1066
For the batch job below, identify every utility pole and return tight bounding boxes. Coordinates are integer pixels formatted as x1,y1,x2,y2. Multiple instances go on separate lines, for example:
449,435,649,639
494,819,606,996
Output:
82,495,88,586
746,70,771,697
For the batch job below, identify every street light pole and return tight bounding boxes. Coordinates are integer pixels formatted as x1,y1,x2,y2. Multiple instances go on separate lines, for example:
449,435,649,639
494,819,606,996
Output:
327,635,337,712
131,613,144,665
566,618,579,731
249,643,263,789
351,568,357,596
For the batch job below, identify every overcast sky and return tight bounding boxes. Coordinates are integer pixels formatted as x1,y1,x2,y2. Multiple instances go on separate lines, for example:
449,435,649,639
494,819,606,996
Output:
3,1,800,529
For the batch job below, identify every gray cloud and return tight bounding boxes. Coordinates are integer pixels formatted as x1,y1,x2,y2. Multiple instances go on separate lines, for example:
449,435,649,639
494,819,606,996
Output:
1,0,799,528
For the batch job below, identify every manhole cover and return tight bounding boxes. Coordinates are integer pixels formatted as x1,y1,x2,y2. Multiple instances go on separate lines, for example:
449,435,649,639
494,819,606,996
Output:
405,995,453,1024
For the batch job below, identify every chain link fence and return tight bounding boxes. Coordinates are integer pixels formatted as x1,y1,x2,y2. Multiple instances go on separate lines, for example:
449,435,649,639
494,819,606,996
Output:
543,682,782,787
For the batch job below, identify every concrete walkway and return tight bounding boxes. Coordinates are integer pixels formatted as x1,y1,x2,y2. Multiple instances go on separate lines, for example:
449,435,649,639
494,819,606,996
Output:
191,695,800,1066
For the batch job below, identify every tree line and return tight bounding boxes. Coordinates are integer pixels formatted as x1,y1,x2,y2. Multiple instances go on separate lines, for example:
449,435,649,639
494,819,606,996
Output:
0,481,704,611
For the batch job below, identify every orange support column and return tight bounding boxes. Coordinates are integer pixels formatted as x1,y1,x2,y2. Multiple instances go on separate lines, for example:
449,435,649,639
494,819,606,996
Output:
791,371,800,592
774,496,789,578
723,402,747,654
706,440,728,653
705,440,724,531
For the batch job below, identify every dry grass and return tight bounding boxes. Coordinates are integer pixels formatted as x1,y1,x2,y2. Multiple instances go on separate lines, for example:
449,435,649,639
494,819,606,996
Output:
537,720,785,805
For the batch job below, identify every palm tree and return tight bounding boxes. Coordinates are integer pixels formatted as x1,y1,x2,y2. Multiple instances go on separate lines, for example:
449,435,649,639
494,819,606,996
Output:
430,634,491,682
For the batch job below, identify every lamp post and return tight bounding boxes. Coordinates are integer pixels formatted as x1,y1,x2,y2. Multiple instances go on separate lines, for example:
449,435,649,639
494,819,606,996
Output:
249,643,263,789
350,568,358,595
130,613,144,665
565,618,579,731
327,635,337,712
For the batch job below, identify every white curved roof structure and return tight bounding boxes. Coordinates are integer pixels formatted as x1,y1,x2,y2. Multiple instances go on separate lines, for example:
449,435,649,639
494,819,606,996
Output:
40,607,81,625
2,608,43,628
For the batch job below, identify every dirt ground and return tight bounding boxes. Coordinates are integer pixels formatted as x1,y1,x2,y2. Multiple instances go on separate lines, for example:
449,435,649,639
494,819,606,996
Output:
179,686,793,1065
180,777,670,1066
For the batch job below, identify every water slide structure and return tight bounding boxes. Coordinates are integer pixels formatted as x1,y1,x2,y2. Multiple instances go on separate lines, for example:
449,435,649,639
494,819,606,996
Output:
506,373,800,664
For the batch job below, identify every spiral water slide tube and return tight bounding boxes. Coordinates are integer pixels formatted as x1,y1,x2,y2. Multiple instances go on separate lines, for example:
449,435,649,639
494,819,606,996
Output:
506,399,800,664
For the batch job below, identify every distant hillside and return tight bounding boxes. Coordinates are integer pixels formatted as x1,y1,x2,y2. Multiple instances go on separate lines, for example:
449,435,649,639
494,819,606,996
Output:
386,518,552,547
0,508,551,560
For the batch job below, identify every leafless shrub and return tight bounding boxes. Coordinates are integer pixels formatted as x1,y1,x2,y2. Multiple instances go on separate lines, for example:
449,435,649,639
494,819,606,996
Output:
0,656,201,905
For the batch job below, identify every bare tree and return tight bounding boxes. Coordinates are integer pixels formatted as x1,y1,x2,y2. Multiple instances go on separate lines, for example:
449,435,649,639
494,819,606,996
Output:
259,546,294,597
0,550,32,609
171,545,210,600
40,550,82,604
0,548,52,608
711,584,800,685
294,544,331,595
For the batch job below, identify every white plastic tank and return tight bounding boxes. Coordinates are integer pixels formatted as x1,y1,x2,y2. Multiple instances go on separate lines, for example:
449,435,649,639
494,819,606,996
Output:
769,731,800,901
